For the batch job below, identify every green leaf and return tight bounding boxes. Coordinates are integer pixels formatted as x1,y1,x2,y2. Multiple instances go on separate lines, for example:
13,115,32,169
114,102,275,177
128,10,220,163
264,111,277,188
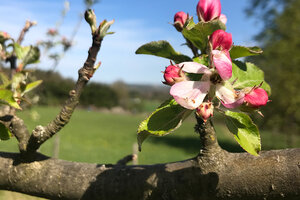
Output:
0,72,11,89
0,89,21,109
225,110,261,156
135,40,192,63
137,98,192,151
230,45,263,60
14,43,40,66
229,61,271,95
182,19,226,52
22,80,43,95
0,122,12,140
0,72,9,85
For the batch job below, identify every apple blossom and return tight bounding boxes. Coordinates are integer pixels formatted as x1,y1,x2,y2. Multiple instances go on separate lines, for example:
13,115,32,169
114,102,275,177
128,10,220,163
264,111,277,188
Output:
170,62,242,110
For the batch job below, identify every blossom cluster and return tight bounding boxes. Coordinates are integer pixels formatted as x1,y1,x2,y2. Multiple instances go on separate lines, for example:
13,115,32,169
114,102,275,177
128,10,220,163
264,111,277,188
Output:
164,0,268,122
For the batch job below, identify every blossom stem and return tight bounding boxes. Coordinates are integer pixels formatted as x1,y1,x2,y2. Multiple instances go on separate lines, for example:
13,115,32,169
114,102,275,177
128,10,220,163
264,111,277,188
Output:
194,114,221,152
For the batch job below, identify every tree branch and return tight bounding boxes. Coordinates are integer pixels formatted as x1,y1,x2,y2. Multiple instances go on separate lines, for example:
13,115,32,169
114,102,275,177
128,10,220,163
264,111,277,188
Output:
10,116,30,154
0,148,298,200
26,34,103,154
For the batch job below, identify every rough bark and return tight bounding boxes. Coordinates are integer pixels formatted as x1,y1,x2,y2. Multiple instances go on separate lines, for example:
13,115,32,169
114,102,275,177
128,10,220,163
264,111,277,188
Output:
0,148,299,200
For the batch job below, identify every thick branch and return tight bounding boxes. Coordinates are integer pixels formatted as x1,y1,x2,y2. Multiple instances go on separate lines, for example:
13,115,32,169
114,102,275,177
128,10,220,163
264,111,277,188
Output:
0,149,299,200
26,35,103,153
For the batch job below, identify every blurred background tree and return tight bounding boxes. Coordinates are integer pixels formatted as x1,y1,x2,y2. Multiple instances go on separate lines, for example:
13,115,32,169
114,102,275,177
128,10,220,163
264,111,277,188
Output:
246,0,300,144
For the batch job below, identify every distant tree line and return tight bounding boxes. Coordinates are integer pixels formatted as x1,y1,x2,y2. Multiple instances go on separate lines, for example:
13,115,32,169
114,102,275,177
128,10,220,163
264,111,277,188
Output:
28,69,169,111
246,0,300,136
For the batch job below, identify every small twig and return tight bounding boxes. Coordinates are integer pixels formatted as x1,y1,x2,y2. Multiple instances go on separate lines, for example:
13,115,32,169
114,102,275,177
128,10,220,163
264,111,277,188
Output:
17,20,37,45
26,30,103,154
116,154,138,166
194,114,221,152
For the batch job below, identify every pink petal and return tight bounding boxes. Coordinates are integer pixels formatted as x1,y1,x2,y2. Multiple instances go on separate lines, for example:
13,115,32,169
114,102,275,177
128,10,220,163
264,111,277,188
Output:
197,0,221,22
210,29,232,51
216,84,244,108
170,81,210,109
178,62,211,74
244,88,268,108
219,14,227,25
212,50,232,80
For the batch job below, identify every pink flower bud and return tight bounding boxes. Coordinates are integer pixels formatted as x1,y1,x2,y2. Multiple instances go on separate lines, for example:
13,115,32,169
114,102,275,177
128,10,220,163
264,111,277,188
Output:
47,29,58,36
244,87,268,108
197,0,221,22
196,102,214,122
174,11,188,32
163,64,184,86
210,29,232,51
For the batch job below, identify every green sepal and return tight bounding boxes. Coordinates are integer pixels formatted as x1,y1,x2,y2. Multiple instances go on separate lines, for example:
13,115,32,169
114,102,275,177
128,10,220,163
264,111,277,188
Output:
225,110,261,156
0,122,12,140
230,45,263,60
135,40,192,63
182,19,226,53
137,98,192,151
230,61,271,95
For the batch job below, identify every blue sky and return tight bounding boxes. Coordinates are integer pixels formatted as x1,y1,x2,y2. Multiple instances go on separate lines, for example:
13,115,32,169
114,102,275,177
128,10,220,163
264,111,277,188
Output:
0,0,262,85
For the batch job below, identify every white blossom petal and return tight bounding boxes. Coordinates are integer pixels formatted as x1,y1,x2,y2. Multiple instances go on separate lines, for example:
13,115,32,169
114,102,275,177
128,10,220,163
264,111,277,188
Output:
178,62,211,74
170,81,211,109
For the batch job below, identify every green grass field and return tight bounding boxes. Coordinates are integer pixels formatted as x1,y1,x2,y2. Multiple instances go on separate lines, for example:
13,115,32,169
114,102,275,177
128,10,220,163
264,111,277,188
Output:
0,106,299,199
0,106,299,164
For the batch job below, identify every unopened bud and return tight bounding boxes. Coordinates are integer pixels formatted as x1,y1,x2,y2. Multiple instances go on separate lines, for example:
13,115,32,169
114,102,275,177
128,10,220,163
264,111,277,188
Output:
196,102,214,122
243,87,268,108
173,11,188,32
85,9,97,33
210,29,232,51
163,64,185,86
197,0,221,22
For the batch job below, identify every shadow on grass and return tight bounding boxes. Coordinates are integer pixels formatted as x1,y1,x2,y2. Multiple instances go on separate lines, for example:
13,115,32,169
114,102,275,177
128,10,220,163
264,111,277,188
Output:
148,135,244,154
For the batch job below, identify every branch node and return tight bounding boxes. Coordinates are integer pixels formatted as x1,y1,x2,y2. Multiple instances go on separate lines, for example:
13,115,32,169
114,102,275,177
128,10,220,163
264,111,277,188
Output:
69,90,76,97
32,125,45,141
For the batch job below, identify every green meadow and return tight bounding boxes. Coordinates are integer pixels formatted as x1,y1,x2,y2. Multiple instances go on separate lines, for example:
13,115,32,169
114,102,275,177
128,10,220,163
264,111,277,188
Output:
0,106,299,165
